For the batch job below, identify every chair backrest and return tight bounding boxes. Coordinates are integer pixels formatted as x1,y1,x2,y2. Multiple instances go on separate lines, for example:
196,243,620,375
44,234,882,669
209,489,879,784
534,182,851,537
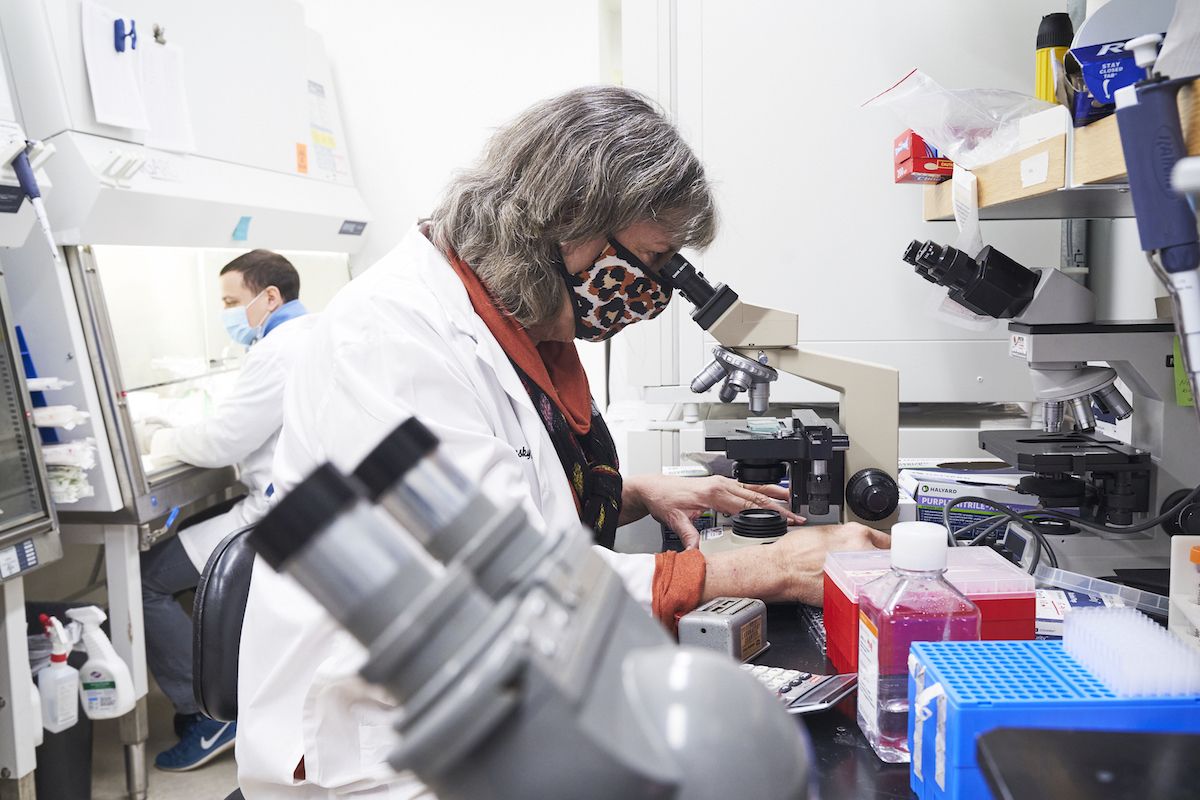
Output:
193,526,256,722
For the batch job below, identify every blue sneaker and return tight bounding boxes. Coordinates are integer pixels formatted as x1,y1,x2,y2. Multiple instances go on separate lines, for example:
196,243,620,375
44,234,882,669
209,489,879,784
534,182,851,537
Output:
154,716,236,771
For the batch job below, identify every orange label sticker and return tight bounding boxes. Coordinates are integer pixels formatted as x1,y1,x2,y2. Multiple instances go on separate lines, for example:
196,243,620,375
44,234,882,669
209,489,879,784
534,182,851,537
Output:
296,143,309,174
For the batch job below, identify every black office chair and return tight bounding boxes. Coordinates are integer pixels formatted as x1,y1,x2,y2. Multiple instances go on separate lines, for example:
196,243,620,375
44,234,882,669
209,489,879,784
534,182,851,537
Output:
193,526,256,800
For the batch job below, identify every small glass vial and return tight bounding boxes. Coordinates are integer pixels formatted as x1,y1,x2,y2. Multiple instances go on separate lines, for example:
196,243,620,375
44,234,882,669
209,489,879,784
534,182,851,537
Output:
856,521,981,763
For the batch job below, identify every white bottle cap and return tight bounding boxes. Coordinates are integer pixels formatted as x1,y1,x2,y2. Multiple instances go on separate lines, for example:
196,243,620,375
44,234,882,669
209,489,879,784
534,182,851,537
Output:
889,521,948,571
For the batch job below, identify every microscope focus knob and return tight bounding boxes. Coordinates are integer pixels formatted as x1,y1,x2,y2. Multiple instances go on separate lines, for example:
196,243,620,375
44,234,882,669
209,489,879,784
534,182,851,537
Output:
1161,489,1200,535
846,469,899,522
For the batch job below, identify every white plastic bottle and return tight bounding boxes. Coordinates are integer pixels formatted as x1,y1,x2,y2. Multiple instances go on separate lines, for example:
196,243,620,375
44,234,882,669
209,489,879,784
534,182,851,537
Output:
66,606,135,719
37,616,79,734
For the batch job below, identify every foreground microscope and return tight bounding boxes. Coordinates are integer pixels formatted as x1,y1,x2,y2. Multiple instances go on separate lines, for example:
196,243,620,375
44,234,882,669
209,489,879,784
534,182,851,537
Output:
659,255,902,538
247,418,814,800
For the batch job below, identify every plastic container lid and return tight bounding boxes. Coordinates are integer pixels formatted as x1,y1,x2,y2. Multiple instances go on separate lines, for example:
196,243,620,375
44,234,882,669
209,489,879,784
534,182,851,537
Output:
1033,564,1170,617
1036,12,1073,49
890,521,948,571
825,545,1035,602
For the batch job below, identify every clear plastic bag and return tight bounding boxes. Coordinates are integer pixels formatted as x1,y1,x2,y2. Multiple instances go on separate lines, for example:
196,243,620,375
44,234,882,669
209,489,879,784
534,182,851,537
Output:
864,70,1053,170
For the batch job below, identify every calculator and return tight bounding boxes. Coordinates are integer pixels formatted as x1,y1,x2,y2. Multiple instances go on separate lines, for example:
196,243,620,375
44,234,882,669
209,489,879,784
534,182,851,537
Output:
741,663,857,715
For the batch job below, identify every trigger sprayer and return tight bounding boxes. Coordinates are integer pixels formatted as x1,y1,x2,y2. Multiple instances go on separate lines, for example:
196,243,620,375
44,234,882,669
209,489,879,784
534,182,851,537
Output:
66,606,135,720
37,614,79,733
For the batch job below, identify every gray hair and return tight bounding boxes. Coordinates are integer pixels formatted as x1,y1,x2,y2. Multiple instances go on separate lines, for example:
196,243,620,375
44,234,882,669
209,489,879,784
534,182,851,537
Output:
429,85,717,328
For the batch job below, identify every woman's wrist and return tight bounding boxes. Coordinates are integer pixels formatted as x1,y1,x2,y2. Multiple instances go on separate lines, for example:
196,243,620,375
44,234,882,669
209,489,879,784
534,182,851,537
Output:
619,474,648,526
701,547,790,604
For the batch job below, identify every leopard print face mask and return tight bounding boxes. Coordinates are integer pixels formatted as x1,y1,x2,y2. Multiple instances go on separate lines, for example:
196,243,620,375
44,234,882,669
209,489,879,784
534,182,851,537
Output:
559,238,674,342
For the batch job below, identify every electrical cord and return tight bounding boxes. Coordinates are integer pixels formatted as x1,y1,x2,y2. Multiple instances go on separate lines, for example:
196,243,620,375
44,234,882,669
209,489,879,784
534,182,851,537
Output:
967,516,1009,546
942,496,1057,574
1031,482,1200,536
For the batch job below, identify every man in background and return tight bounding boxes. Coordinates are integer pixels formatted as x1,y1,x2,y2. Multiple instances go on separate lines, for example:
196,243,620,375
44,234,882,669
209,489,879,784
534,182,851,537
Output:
136,250,316,771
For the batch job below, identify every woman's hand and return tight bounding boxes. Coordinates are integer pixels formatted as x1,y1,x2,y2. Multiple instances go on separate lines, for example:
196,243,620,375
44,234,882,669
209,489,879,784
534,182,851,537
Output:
621,474,806,549
703,523,890,606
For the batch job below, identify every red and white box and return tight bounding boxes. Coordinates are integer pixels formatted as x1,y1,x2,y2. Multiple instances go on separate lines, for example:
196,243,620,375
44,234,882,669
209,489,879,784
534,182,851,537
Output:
893,129,954,184
823,547,1035,674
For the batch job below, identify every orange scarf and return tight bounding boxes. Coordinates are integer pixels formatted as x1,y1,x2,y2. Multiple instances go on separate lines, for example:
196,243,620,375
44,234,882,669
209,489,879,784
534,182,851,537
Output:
444,250,592,436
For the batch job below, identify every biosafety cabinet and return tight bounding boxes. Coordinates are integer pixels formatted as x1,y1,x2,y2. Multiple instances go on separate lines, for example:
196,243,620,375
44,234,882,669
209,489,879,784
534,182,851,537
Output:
0,1,368,796
0,277,58,576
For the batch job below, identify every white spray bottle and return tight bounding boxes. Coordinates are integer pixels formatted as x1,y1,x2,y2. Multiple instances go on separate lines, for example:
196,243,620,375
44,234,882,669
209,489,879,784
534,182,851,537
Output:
37,614,78,733
66,606,135,719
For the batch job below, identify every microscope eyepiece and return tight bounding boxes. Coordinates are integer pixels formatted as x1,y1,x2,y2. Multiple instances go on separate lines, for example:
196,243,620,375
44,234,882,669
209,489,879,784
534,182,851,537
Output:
353,417,439,501
249,463,359,569
663,252,740,329
901,239,1039,319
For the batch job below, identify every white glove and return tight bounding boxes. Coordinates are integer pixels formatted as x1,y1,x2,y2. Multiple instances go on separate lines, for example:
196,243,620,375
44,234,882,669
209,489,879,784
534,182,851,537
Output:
133,417,171,456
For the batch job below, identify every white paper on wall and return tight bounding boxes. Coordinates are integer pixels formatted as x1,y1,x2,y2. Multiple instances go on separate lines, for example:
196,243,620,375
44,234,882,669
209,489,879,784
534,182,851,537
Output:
141,42,196,153
80,0,149,130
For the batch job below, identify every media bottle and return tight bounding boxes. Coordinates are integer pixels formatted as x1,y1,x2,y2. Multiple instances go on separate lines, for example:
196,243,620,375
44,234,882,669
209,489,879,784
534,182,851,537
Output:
856,521,980,762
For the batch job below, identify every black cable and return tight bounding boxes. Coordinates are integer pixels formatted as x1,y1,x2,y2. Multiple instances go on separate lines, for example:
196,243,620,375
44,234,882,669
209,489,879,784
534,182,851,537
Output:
1032,482,1200,535
967,516,1009,546
943,496,1058,574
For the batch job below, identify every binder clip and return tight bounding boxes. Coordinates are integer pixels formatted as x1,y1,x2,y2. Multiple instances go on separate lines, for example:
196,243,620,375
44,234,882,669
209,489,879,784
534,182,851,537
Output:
114,18,137,52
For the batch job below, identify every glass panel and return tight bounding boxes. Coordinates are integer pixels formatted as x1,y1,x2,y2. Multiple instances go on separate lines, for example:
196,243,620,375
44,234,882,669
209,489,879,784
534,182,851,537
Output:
0,313,47,532
88,246,351,477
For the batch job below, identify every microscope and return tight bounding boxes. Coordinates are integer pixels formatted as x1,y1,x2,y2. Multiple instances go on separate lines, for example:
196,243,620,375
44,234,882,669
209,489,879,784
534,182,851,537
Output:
660,255,902,539
894,36,1200,577
899,234,1199,573
247,418,814,800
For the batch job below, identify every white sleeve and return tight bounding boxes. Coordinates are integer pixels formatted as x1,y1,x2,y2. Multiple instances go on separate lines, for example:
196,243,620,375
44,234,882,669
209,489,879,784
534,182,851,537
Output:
593,547,655,611
151,340,286,468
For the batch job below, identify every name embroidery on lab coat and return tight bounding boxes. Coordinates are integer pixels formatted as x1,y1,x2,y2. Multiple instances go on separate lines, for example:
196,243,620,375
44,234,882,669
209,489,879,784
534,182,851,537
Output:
515,446,532,460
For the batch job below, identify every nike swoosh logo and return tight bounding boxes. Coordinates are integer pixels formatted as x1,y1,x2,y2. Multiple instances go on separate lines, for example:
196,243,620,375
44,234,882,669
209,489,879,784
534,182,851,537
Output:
200,723,232,750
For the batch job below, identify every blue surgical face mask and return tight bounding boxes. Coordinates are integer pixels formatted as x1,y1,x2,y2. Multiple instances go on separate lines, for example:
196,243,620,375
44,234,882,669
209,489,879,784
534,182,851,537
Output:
221,290,267,346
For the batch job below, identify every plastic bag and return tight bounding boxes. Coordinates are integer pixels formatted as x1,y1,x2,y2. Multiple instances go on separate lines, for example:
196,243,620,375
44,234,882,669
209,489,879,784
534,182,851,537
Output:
26,377,73,392
41,439,97,470
31,405,90,430
864,70,1053,170
47,466,96,504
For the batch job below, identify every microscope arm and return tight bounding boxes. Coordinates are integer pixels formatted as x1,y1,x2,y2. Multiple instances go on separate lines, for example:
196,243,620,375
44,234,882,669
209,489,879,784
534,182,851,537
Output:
705,295,901,528
760,346,900,529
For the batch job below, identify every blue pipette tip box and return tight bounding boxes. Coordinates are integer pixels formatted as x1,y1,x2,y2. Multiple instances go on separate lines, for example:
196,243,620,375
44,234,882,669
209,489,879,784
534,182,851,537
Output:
907,639,1200,799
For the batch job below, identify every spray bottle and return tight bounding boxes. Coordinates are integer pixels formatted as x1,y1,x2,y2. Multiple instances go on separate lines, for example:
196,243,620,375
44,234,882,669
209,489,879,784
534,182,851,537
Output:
37,614,78,733
66,606,135,719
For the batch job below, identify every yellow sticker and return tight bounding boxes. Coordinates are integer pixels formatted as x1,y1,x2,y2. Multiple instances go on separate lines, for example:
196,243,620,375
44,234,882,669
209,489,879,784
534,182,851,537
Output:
740,616,763,658
296,143,309,174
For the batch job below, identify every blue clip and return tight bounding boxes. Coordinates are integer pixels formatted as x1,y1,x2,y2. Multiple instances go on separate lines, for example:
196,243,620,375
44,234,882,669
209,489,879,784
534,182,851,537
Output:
165,506,180,531
114,18,137,52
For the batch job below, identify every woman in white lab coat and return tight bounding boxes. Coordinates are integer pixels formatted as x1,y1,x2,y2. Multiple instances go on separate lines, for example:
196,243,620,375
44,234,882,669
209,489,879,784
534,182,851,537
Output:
236,86,887,798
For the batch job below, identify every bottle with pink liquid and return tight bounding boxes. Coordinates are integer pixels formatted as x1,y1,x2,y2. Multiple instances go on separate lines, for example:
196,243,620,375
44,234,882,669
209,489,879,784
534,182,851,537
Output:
856,521,980,763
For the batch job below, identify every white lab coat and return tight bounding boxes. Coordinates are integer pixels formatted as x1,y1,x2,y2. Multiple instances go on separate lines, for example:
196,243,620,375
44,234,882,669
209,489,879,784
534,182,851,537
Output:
236,227,656,799
151,314,319,571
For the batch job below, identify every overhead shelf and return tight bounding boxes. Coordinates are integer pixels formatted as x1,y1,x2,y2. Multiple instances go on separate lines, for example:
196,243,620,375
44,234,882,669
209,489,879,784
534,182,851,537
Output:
923,80,1200,222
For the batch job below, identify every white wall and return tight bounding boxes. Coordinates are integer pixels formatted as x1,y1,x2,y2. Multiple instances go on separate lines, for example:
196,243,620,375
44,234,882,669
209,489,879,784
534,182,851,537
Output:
300,0,606,272
300,0,612,385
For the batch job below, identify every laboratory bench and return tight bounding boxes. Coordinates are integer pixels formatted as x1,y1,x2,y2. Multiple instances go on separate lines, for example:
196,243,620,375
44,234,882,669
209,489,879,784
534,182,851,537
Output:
761,603,914,799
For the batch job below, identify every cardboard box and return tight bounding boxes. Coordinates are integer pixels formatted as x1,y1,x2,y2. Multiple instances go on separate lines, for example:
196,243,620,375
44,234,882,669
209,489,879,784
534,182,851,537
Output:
898,466,1041,536
893,129,953,184
1065,36,1164,126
